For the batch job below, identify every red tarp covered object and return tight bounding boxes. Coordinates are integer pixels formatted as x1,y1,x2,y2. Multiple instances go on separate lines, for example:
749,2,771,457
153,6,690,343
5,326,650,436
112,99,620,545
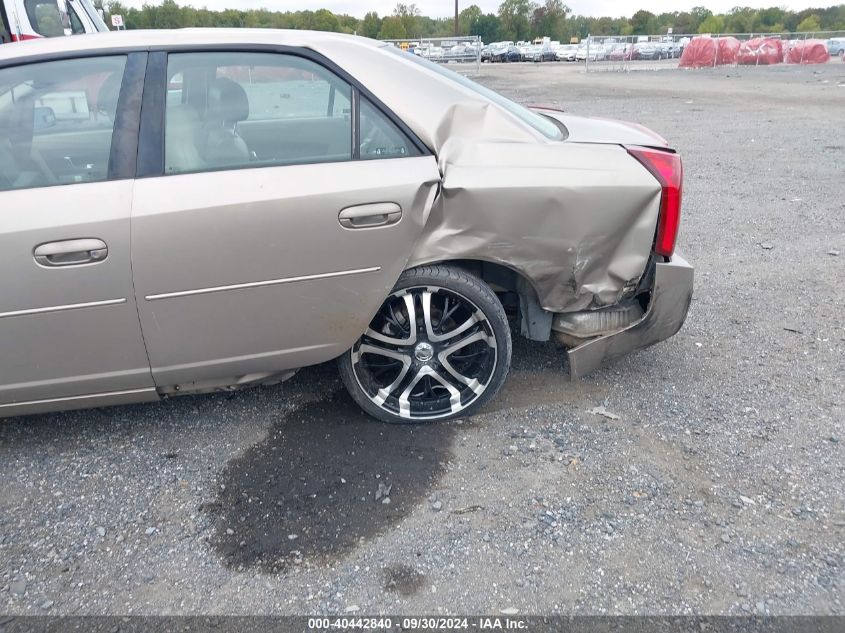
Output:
737,38,783,65
679,36,741,68
785,40,831,64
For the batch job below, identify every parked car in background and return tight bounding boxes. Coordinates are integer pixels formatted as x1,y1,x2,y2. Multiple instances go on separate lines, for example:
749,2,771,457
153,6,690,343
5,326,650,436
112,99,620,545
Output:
633,42,663,60
521,44,537,60
576,43,607,61
662,39,684,58
1,0,106,42
419,44,444,62
0,29,692,423
490,43,520,63
443,44,477,63
827,37,845,57
660,41,673,58
486,42,505,61
518,42,534,60
556,44,578,61
532,44,557,62
608,43,634,61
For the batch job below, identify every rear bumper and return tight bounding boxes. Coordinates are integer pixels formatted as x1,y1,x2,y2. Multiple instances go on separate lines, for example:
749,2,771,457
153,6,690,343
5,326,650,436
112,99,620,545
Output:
564,252,694,379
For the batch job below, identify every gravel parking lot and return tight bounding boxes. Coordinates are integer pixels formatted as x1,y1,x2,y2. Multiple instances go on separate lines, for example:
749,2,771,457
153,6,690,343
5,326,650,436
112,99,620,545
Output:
1,62,843,616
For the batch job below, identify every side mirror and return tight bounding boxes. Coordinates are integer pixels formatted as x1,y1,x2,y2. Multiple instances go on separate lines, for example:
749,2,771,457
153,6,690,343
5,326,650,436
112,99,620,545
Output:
34,106,57,130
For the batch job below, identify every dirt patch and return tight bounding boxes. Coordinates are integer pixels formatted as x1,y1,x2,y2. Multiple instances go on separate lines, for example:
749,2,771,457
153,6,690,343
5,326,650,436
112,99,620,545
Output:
205,391,459,572
382,563,428,596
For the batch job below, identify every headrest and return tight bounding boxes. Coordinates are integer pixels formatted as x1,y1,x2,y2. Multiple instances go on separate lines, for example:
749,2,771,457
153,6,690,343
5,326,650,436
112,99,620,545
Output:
207,77,249,125
6,98,34,147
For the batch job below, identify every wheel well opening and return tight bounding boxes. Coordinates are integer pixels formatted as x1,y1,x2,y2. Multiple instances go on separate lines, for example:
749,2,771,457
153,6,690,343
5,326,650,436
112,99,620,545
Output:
430,259,552,342
443,259,520,294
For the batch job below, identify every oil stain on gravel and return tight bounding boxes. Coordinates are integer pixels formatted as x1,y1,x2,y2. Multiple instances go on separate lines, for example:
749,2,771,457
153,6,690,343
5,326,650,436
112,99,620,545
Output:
206,391,458,573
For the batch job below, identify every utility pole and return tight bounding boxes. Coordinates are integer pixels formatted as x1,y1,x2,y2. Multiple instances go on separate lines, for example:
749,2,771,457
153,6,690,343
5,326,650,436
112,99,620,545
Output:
454,0,459,36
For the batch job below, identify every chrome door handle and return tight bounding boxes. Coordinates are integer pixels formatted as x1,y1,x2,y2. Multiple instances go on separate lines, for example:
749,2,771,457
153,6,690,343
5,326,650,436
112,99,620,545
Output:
34,239,109,267
338,203,402,229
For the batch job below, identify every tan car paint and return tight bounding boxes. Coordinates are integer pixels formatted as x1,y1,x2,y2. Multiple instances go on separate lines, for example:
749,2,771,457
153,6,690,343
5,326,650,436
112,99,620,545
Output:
0,30,692,417
409,136,661,311
131,157,440,389
0,181,154,412
319,40,666,311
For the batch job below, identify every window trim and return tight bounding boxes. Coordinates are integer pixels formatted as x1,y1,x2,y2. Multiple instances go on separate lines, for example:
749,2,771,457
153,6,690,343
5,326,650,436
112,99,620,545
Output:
0,48,141,71
136,51,166,178
109,52,147,180
138,44,431,179
351,86,360,161
0,52,145,192
66,2,85,35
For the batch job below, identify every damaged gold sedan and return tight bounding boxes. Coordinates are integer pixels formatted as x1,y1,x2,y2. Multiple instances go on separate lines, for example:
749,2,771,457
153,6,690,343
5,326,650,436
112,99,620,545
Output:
0,30,692,423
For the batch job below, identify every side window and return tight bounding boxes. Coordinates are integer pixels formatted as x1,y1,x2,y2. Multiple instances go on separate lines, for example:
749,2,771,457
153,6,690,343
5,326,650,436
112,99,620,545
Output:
164,52,353,175
67,3,86,35
24,0,64,37
0,56,126,192
359,97,421,160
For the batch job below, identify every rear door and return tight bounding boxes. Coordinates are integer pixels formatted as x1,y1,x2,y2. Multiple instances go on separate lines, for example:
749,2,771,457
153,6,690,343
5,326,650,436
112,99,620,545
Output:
131,50,440,388
0,53,155,413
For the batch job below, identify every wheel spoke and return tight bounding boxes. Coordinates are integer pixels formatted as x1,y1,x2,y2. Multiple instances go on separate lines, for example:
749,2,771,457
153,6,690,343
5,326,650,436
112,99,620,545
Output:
398,365,461,419
440,329,495,358
353,285,498,421
434,314,480,342
426,367,462,412
421,291,436,340
424,291,482,343
356,343,413,407
373,361,412,407
386,302,403,330
365,293,416,346
438,356,486,396
440,295,460,327
356,343,407,364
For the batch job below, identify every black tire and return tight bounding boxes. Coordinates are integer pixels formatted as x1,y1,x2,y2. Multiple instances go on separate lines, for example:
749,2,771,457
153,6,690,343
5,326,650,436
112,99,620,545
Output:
339,265,512,424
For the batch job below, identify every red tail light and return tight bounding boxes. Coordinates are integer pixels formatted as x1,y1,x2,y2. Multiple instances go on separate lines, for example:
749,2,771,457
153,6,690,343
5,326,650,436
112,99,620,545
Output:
626,146,683,257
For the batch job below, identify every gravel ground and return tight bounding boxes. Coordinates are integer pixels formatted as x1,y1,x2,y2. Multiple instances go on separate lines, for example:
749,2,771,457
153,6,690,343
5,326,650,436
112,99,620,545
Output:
1,63,843,616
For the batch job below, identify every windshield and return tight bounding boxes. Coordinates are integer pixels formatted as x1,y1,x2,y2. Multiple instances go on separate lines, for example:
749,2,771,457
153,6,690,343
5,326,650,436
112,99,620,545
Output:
76,0,109,32
385,46,563,141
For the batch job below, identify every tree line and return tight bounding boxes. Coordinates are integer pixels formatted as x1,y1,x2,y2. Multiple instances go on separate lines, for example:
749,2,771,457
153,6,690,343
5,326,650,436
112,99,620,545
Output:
102,1,845,41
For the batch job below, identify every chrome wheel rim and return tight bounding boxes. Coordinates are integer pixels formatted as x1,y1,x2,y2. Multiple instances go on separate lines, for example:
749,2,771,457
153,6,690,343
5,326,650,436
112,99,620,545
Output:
352,286,498,421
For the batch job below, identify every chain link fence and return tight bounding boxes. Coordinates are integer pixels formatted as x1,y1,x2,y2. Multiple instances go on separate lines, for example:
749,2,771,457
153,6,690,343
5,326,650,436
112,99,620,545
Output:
380,36,483,73
584,31,845,72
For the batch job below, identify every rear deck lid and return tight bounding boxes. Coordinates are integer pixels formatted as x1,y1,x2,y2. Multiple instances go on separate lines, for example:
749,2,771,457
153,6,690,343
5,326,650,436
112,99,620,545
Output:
531,108,671,148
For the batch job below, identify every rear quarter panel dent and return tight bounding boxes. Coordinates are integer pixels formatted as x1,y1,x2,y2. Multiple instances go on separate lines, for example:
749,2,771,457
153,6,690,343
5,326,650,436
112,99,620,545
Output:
408,141,661,312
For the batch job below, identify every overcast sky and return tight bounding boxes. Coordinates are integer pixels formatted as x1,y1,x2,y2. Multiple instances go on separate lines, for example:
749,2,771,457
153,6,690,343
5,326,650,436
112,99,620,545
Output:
121,1,841,18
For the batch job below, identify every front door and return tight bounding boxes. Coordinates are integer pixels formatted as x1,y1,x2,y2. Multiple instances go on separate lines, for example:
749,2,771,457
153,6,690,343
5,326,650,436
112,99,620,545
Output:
130,50,440,388
0,54,154,414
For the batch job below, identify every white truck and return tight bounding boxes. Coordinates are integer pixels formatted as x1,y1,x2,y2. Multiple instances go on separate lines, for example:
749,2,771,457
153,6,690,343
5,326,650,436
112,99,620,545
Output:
1,0,107,43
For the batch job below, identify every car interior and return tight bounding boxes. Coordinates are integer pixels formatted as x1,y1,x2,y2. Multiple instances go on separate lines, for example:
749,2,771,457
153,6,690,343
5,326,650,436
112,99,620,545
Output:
0,56,125,191
164,52,418,175
0,51,420,192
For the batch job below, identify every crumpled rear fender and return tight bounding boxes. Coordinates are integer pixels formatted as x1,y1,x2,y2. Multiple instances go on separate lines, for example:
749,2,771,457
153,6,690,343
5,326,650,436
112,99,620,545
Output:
408,133,661,313
566,252,694,378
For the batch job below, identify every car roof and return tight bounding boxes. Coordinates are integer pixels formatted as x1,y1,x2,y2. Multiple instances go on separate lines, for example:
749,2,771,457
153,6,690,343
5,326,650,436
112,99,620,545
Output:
0,28,382,62
0,28,544,152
